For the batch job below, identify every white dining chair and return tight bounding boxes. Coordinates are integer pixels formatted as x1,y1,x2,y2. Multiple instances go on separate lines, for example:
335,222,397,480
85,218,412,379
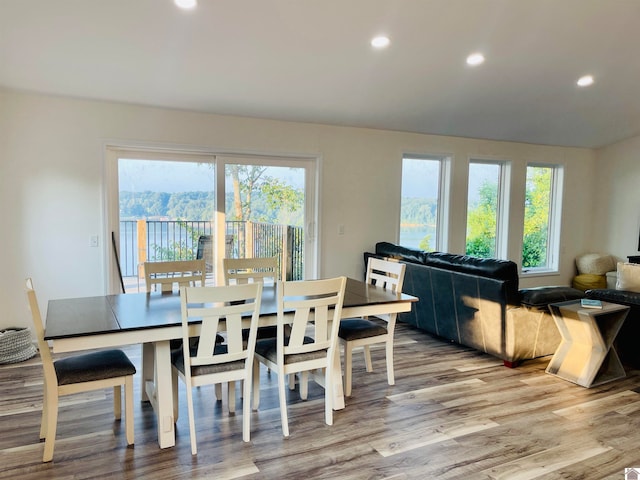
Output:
252,277,346,437
171,282,263,454
223,256,279,286
338,257,406,396
143,259,206,293
25,278,136,462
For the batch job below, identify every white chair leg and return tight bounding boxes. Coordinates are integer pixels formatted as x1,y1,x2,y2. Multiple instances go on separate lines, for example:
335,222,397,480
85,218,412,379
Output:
113,385,122,419
186,384,198,455
252,359,261,411
364,345,373,372
277,370,289,437
42,392,58,462
39,384,48,440
125,376,135,445
344,342,353,397
215,383,222,401
324,365,333,426
242,370,252,442
386,339,395,386
228,381,236,413
299,371,309,400
288,373,296,390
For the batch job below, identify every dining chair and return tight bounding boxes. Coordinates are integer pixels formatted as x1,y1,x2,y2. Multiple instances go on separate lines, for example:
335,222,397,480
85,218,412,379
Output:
143,259,206,293
252,276,346,437
223,256,279,285
143,258,215,365
25,278,136,462
338,257,406,396
222,257,280,397
171,282,263,454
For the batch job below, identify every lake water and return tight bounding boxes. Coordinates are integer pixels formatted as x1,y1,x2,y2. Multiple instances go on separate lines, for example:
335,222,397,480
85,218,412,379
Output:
399,226,435,250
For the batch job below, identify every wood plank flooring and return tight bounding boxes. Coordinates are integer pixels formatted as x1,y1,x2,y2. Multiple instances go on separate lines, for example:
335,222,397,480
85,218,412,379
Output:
2,322,640,479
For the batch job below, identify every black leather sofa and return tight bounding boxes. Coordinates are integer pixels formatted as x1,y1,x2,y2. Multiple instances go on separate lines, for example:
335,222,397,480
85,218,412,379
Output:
585,288,640,368
366,242,585,366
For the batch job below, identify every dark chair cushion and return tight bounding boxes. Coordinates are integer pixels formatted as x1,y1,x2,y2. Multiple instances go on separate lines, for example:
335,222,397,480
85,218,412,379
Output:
338,318,387,341
255,336,326,364
519,286,585,308
54,349,136,386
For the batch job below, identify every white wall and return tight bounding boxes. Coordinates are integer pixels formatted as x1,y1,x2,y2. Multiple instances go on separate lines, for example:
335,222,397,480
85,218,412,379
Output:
0,88,596,331
592,134,640,261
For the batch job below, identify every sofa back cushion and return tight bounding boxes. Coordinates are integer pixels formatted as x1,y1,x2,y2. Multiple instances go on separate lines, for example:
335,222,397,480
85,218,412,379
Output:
374,242,520,303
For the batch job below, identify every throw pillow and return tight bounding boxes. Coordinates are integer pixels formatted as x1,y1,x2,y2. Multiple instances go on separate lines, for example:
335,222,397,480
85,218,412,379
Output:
575,253,616,275
616,262,640,292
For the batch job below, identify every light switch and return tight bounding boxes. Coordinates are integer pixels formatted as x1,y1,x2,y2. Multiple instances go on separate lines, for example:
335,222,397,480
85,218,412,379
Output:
89,235,99,247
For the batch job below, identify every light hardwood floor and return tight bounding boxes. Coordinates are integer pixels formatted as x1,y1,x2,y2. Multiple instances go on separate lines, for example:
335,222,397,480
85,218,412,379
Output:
2,322,640,479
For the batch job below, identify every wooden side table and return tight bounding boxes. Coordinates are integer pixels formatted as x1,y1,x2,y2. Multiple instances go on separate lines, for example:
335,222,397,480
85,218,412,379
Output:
546,300,629,387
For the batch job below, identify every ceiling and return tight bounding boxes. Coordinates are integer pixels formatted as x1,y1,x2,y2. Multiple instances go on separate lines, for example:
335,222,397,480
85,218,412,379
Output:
1,0,639,149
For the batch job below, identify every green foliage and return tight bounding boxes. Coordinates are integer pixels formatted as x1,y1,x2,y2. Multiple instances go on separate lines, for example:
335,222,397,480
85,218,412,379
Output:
465,180,498,258
418,234,432,251
120,186,303,227
150,222,203,261
522,167,551,268
400,197,438,226
464,167,551,265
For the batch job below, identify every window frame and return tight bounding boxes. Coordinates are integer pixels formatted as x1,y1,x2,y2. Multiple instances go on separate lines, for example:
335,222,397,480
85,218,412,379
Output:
465,158,510,260
520,163,564,276
399,153,451,252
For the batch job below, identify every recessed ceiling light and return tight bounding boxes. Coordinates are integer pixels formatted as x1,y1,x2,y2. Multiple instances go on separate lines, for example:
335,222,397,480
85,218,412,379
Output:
371,36,390,49
466,53,485,66
175,0,197,9
577,75,594,87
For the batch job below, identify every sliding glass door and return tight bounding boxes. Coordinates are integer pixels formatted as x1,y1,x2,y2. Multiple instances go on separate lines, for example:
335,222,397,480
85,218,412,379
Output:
106,148,317,293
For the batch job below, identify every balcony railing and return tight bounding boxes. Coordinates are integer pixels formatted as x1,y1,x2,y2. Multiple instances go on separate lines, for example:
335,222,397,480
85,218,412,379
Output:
119,220,304,281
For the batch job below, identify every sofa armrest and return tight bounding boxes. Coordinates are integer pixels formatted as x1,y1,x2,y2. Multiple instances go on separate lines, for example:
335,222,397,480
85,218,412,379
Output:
586,288,640,304
519,286,585,309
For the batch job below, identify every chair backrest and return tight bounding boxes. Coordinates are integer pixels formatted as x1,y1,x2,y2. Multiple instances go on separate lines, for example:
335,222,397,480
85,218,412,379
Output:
195,235,213,273
223,257,279,286
25,278,57,383
144,259,206,293
366,257,406,294
179,283,263,374
277,277,347,358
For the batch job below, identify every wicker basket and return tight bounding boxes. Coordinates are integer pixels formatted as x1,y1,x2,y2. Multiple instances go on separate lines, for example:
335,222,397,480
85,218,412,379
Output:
0,327,37,364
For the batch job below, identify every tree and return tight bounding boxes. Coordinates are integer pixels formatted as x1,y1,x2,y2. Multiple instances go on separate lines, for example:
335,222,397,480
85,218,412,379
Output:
227,165,303,225
522,168,551,268
465,181,497,257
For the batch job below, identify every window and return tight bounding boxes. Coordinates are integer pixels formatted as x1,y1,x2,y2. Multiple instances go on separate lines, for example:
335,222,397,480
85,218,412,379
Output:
465,160,507,258
522,164,563,273
399,155,449,251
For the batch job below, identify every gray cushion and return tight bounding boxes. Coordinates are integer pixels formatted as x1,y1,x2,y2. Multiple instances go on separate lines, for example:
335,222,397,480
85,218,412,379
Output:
54,349,136,386
171,344,245,376
255,337,327,364
339,319,387,341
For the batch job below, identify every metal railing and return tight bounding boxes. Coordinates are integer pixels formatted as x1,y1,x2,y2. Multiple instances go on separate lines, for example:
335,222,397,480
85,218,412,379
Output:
119,220,304,280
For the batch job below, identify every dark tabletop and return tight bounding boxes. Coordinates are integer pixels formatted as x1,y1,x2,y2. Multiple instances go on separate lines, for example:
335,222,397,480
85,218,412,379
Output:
45,277,416,340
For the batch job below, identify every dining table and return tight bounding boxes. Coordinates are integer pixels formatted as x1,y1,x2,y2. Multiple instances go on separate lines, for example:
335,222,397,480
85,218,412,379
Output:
44,277,417,449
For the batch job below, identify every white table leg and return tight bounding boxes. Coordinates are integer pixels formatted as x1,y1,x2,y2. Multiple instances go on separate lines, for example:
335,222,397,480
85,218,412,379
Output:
144,340,175,448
